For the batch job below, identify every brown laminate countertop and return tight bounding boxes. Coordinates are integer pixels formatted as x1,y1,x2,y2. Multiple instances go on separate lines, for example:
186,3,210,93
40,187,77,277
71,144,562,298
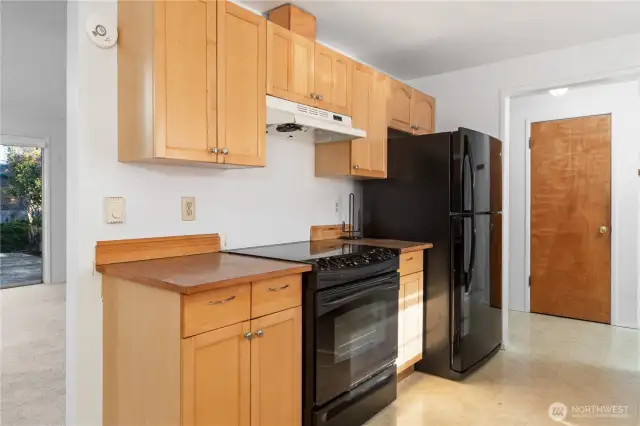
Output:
325,238,433,253
96,252,312,295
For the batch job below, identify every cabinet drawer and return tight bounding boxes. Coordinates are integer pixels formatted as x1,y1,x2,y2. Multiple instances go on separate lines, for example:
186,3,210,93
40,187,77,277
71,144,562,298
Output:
251,274,301,318
182,284,251,338
398,251,423,276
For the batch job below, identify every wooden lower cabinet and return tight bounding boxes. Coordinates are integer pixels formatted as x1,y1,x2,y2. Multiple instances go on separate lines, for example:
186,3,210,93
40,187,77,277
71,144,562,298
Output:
397,254,424,374
250,308,302,426
103,274,302,426
182,307,301,426
182,322,252,426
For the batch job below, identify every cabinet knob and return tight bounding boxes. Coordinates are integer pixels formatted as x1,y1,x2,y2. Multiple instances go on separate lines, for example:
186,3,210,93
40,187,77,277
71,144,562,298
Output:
353,165,359,170
210,147,219,154
309,92,316,99
244,332,253,340
221,148,229,155
317,94,324,101
255,330,264,337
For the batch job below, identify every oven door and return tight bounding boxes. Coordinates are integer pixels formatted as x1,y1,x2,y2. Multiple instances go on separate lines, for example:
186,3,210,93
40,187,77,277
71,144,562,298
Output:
315,272,399,407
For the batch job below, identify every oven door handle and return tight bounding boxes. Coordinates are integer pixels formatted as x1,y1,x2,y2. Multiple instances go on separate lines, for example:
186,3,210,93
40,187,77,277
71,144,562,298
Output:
320,284,399,308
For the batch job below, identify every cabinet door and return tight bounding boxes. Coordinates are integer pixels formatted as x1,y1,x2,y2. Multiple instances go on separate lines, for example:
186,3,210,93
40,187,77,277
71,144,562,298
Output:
368,71,388,176
157,0,216,163
350,63,373,174
411,90,435,135
250,307,301,426
217,2,266,167
401,272,423,368
387,79,413,133
397,278,406,370
266,22,315,106
182,321,251,426
314,44,352,115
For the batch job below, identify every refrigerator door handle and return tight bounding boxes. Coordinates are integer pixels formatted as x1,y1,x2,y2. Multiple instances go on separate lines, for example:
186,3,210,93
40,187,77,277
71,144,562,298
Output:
467,136,476,214
465,215,476,294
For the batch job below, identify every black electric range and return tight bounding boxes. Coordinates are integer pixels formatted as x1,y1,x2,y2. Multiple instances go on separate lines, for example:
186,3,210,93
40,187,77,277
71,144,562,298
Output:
228,241,400,426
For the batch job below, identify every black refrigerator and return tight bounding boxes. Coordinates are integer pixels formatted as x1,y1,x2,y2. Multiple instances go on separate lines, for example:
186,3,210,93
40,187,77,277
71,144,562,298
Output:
363,127,503,379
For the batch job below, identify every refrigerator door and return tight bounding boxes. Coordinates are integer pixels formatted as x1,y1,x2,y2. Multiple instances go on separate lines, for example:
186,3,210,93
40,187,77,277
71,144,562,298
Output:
451,128,502,214
451,214,502,373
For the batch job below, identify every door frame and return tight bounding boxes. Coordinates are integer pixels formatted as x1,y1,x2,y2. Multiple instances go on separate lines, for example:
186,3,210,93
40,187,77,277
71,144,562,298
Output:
0,134,52,284
524,116,613,318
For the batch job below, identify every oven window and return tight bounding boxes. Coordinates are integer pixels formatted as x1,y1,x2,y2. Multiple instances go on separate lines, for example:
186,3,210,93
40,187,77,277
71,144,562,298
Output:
333,302,388,363
315,274,399,406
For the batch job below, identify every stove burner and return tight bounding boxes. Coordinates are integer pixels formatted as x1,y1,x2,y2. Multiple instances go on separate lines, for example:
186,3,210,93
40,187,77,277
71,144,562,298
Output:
315,247,397,272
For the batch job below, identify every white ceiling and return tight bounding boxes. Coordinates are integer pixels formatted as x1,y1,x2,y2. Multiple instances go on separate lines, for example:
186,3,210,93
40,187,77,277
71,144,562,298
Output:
244,1,640,79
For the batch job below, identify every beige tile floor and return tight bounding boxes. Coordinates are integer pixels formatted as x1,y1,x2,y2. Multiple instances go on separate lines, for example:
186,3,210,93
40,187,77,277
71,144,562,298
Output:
367,311,640,426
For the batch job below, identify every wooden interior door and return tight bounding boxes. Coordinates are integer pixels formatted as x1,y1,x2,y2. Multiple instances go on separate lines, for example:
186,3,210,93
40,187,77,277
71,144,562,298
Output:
530,115,611,323
159,0,215,162
182,321,251,426
266,22,314,106
387,79,413,133
217,1,266,166
410,90,435,135
250,307,301,426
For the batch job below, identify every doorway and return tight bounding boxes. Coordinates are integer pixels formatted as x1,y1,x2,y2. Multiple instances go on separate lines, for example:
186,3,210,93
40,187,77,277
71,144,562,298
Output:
529,115,611,323
0,135,50,288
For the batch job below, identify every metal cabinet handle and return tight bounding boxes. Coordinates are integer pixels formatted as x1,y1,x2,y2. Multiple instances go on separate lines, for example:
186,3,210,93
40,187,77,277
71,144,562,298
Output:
318,94,324,101
353,165,359,170
210,147,219,154
208,295,236,305
267,284,290,292
405,257,414,261
309,92,316,99
244,332,253,340
255,330,264,337
221,148,229,155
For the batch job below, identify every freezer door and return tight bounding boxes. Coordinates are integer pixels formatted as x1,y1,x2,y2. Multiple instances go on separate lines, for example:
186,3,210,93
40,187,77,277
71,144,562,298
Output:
452,129,502,214
451,214,502,373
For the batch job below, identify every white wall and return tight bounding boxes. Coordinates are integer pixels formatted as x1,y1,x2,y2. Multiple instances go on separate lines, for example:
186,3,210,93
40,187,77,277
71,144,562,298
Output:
510,81,640,328
66,2,358,424
1,1,67,283
408,32,640,329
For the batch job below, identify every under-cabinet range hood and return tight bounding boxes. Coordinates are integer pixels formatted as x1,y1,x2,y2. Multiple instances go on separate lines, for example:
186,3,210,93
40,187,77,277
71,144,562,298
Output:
266,95,366,143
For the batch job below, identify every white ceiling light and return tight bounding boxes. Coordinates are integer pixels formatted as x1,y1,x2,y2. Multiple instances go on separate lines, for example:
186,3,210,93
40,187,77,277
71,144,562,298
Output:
549,87,569,97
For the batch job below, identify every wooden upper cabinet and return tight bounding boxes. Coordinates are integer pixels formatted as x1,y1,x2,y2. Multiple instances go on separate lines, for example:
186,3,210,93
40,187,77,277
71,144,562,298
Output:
411,90,435,135
315,63,386,179
388,78,435,135
388,79,413,133
182,321,251,426
217,2,266,167
250,307,302,426
118,0,266,167
266,21,315,106
314,44,352,115
118,0,218,164
350,64,386,178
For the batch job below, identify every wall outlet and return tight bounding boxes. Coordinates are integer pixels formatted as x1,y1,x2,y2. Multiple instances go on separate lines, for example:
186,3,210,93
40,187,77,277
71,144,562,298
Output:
104,197,125,224
181,197,196,221
334,200,340,214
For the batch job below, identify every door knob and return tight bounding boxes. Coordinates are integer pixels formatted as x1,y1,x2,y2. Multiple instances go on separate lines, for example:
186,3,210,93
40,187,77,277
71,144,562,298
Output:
598,226,608,234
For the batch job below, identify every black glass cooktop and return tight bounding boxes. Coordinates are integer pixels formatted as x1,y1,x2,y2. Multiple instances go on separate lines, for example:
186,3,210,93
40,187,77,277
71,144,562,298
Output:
227,240,389,263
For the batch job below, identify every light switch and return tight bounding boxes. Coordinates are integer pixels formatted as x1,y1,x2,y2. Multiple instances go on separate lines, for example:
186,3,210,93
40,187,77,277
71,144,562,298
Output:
105,197,125,224
182,197,196,221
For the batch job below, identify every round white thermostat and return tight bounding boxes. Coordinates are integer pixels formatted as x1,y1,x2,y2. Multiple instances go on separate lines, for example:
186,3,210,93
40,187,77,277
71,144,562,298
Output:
85,15,118,49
